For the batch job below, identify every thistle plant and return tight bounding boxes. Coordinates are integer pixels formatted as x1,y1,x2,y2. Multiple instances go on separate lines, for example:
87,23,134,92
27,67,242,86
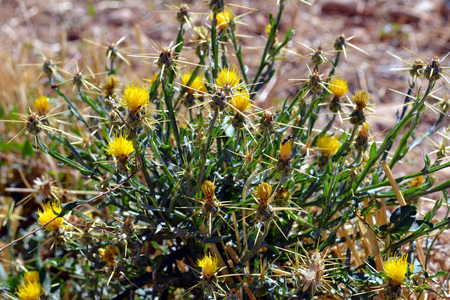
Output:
1,1,450,299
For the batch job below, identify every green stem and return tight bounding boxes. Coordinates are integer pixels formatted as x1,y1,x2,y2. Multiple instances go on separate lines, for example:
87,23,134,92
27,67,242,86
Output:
210,12,219,79
250,2,285,94
197,110,219,193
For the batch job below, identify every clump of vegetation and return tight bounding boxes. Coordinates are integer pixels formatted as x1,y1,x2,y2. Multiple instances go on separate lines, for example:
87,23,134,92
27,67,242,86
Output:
1,0,449,299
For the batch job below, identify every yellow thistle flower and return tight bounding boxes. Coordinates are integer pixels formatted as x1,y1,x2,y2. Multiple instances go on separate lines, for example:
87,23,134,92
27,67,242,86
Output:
353,90,372,112
358,122,370,139
265,24,278,36
213,8,233,31
329,77,348,98
384,254,409,283
16,271,44,300
216,66,241,91
257,182,272,206
201,181,216,199
122,82,149,112
37,200,63,232
316,135,341,157
99,244,120,266
229,89,251,112
104,75,118,96
106,133,134,158
34,96,50,115
23,271,40,284
279,135,293,160
197,253,220,279
181,72,206,95
409,176,425,188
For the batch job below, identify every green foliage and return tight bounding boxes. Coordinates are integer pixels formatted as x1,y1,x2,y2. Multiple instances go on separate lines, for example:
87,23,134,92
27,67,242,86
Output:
1,1,450,299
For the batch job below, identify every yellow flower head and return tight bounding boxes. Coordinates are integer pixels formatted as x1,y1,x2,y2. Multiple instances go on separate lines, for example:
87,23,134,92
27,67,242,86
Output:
23,271,40,284
384,254,409,283
106,133,134,159
353,90,372,112
181,72,207,95
357,122,370,141
257,182,272,206
409,175,425,188
105,75,118,96
265,24,278,36
279,135,293,160
197,253,220,279
201,181,216,199
329,77,348,98
34,96,50,115
316,135,341,157
16,271,44,300
214,8,234,31
122,82,149,112
37,200,63,232
99,244,120,266
216,66,241,91
229,89,251,112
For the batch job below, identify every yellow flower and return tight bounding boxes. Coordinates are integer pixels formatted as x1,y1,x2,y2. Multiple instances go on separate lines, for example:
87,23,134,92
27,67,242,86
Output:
265,24,278,36
279,135,293,160
122,82,149,112
257,182,272,206
104,75,118,96
229,89,251,112
34,96,50,115
384,254,408,283
23,271,40,284
213,8,233,31
106,133,134,159
329,77,348,98
353,90,372,112
201,181,216,199
216,66,241,91
99,244,120,266
16,271,44,300
181,72,206,95
316,135,341,157
409,176,425,188
197,253,220,279
37,200,63,232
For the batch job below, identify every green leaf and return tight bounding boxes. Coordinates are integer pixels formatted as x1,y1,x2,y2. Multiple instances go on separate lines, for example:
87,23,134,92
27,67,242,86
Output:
389,205,417,236
59,201,87,217
88,1,96,16
424,197,442,221
428,271,448,279
22,140,34,159
369,142,376,161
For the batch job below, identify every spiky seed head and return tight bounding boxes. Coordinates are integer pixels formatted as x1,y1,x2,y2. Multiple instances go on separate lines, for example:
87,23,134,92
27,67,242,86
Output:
334,34,346,51
177,4,190,24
